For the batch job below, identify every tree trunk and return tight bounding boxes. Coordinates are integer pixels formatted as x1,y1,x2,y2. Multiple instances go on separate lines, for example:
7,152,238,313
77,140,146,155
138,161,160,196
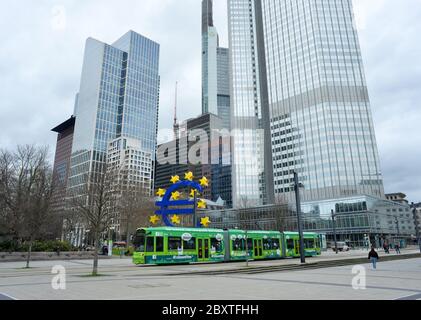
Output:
92,233,99,276
26,239,32,269
126,220,130,249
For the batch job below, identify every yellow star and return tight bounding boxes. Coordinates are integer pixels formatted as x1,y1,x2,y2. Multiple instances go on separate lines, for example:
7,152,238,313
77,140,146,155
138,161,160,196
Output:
199,176,209,187
184,171,194,181
171,191,181,200
200,217,211,228
149,215,160,225
156,188,166,197
171,214,181,225
170,175,180,184
197,199,207,209
190,189,200,198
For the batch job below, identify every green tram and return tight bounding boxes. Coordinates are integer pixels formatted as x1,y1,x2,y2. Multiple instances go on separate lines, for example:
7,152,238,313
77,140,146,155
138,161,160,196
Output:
132,227,321,265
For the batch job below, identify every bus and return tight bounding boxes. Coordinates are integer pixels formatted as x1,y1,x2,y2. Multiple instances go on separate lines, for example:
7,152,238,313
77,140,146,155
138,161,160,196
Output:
132,227,322,265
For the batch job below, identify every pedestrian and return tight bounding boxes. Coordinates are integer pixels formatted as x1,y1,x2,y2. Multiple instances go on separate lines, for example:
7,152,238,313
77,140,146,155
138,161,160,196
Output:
383,242,389,254
368,246,379,269
395,243,401,254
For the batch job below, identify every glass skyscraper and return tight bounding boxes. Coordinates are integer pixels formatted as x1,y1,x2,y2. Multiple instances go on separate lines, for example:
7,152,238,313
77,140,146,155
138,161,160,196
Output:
67,31,160,195
202,0,231,129
228,0,275,208
202,0,218,115
228,0,384,206
262,0,384,202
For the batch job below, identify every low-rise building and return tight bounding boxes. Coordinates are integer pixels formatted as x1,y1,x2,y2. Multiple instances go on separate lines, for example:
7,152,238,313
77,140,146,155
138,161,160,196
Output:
201,195,416,248
386,192,409,205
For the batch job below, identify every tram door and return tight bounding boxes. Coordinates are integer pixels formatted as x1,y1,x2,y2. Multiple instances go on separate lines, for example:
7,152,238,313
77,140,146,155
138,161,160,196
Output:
253,239,263,258
294,239,300,256
197,238,210,261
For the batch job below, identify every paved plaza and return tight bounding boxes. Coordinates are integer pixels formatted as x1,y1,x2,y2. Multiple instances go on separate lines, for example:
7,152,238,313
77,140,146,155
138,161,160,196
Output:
0,249,420,300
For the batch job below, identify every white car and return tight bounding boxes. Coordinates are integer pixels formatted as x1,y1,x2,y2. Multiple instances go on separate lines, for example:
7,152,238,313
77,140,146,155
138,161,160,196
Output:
331,242,350,252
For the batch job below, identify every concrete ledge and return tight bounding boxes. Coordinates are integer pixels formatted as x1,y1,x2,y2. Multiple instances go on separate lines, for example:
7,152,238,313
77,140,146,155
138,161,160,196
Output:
0,252,111,262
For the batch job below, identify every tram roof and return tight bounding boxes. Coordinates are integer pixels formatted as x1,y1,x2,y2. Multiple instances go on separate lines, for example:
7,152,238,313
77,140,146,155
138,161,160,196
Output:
136,227,225,233
283,231,319,236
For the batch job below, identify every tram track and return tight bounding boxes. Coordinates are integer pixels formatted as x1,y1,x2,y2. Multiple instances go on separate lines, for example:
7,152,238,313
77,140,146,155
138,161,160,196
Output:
167,253,421,276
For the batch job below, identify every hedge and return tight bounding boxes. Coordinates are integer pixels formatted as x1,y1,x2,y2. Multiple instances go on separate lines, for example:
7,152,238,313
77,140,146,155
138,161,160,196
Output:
0,240,76,252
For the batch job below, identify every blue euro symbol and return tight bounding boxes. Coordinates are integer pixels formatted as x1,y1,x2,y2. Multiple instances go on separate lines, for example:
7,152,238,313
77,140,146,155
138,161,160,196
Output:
155,180,204,227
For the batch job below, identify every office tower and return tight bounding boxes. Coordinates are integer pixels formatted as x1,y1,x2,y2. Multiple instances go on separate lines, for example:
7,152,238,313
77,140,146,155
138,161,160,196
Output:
217,47,231,130
67,31,160,198
202,0,231,129
51,115,76,215
261,0,384,202
155,113,232,208
228,0,384,206
227,0,275,208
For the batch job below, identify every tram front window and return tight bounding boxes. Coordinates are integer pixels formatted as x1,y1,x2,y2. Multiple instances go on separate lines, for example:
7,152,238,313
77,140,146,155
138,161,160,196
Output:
133,234,145,252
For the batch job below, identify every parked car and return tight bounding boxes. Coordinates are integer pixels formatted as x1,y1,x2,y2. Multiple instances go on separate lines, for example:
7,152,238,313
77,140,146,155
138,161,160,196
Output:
330,241,350,252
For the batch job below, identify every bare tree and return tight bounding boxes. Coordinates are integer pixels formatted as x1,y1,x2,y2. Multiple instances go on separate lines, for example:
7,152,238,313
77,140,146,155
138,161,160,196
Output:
237,196,252,209
274,195,289,232
69,165,117,276
0,145,54,267
118,186,155,247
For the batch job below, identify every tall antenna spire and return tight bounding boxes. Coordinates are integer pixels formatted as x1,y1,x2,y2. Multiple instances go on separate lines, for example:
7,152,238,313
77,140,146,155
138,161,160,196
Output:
173,81,179,139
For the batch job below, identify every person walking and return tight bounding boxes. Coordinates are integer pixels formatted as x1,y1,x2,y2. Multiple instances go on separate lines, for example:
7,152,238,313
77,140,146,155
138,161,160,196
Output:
395,243,401,254
383,242,389,254
368,247,379,270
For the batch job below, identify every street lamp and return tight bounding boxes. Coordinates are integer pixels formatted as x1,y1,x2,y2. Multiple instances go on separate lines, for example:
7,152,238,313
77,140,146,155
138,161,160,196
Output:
411,202,421,253
395,216,400,245
293,172,306,264
245,229,249,267
331,210,338,254
108,226,115,257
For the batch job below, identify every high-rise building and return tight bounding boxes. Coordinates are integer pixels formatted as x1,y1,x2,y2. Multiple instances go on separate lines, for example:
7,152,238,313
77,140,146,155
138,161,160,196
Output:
202,0,231,129
67,30,160,198
227,0,275,208
51,115,76,215
228,0,384,207
217,47,231,130
262,0,384,202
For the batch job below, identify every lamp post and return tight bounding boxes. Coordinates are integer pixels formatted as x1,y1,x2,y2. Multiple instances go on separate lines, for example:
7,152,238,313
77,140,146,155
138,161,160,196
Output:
395,216,400,245
331,210,338,254
411,202,421,253
245,229,249,267
293,171,306,264
108,226,115,257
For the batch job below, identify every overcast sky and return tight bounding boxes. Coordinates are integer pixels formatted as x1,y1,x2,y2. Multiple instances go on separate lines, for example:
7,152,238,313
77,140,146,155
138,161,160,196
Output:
0,0,420,202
